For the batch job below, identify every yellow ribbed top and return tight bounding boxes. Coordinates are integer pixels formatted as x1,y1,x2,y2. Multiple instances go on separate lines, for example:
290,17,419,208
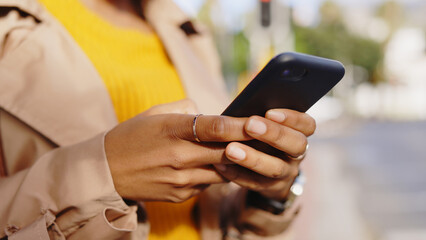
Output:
38,0,200,239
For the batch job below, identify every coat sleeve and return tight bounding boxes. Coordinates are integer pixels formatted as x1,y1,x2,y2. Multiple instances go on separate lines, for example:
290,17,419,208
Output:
0,6,141,239
0,130,139,239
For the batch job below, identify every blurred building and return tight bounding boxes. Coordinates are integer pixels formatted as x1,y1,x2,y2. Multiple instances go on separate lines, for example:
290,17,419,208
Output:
347,27,426,120
301,0,426,121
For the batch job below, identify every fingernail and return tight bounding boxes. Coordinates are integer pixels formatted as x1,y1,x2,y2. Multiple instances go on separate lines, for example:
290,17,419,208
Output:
227,145,246,161
216,164,227,172
266,110,286,122
246,119,267,135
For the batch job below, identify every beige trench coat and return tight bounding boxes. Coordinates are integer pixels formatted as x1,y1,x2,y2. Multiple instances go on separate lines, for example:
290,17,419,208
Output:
0,0,299,239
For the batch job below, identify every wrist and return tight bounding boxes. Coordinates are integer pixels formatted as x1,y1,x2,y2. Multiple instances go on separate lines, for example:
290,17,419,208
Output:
246,171,306,215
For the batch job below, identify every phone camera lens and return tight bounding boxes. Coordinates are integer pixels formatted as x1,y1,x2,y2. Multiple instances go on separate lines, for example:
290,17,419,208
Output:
282,69,292,77
281,68,307,81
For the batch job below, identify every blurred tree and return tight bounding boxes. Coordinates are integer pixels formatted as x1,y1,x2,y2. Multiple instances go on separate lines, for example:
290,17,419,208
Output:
198,0,250,86
294,1,384,84
376,0,405,33
319,1,344,28
198,0,214,29
231,31,250,75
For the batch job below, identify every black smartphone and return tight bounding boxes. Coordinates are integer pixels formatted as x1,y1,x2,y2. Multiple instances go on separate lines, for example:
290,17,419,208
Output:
222,52,345,117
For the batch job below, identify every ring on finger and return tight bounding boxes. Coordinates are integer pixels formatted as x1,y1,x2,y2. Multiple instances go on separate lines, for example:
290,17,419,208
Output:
192,114,203,143
291,144,309,160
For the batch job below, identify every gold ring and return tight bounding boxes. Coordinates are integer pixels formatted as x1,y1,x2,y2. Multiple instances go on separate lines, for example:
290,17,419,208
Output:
192,114,203,143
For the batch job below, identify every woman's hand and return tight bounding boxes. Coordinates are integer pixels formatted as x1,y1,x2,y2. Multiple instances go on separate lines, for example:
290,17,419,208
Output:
215,109,316,201
104,111,252,203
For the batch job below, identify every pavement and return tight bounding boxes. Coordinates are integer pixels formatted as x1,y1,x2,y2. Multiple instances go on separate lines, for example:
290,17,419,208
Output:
291,117,426,240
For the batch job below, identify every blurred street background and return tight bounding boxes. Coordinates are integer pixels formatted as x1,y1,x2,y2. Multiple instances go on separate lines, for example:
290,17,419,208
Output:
174,0,426,239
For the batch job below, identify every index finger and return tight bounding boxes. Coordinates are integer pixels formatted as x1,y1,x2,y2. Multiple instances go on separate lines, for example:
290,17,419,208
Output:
166,114,253,142
265,109,316,136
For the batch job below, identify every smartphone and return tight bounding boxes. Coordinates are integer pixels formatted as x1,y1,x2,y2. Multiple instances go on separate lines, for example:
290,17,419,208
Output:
221,52,345,156
222,52,345,117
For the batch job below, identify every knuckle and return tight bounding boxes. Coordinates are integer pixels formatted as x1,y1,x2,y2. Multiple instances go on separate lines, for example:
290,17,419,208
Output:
271,163,287,178
161,118,178,139
270,126,285,144
251,156,261,170
210,116,227,139
173,173,191,187
161,115,192,140
280,165,298,180
169,151,185,170
263,122,285,146
169,190,192,203
180,190,193,201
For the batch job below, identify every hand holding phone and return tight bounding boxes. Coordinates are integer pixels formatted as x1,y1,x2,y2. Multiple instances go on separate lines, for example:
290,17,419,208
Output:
215,53,345,201
221,52,345,156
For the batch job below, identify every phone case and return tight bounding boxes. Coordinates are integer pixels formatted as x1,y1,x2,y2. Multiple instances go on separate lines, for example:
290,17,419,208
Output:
222,52,345,117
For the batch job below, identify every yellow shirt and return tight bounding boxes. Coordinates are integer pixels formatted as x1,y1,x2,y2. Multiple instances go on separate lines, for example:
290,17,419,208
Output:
38,0,200,239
